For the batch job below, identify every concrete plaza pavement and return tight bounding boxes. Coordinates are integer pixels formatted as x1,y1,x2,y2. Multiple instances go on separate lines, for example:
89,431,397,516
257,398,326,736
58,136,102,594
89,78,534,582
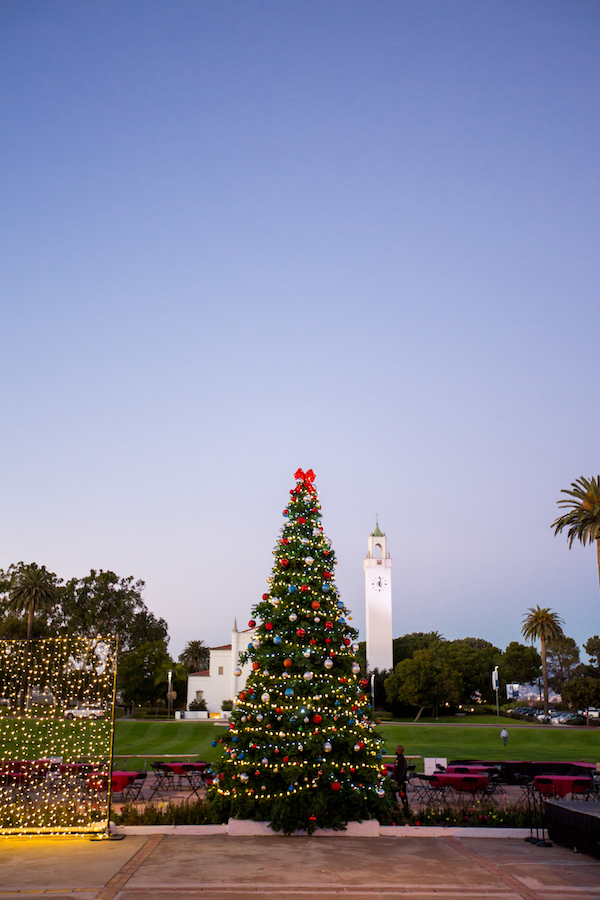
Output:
1,833,600,900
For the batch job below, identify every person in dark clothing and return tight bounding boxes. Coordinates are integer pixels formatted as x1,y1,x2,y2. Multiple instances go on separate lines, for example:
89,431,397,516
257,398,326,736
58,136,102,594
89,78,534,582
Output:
392,745,410,814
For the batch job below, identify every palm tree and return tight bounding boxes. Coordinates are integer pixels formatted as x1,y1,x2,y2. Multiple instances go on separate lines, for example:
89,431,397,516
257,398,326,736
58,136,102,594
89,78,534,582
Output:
7,563,60,712
521,606,564,713
8,563,60,639
178,639,210,673
552,476,600,596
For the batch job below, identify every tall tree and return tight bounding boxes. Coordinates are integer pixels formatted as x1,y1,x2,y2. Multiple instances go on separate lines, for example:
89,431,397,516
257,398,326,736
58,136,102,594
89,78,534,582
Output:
546,634,580,693
584,635,600,669
521,606,564,713
210,468,388,834
392,631,442,667
552,476,600,596
55,570,168,651
501,641,542,687
6,563,61,639
562,675,600,724
384,647,462,721
179,640,210,673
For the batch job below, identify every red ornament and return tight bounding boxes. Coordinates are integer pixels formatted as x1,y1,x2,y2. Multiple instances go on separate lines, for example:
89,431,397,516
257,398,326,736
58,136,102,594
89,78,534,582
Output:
323,571,332,580
300,585,310,593
309,816,317,821
298,516,306,525
344,638,351,646
283,756,289,763
265,622,273,631
282,538,289,545
339,677,347,684
311,600,320,610
310,638,316,645
274,748,279,754
325,621,333,629
325,637,332,644
239,692,246,700
313,714,322,724
276,707,283,714
248,620,256,628
323,550,329,556
311,507,318,513
262,594,269,600
283,658,293,668
252,662,260,670
281,559,289,567
331,782,341,792
297,628,306,637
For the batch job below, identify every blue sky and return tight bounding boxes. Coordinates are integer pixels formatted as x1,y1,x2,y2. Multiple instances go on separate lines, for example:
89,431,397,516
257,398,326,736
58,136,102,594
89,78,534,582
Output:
1,1,599,661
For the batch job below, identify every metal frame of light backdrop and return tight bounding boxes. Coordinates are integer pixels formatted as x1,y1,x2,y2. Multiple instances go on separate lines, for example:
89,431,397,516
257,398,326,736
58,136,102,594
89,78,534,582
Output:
0,636,118,835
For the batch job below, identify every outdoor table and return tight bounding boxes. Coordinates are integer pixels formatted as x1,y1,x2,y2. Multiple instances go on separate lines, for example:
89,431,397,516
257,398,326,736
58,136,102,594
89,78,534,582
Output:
533,775,592,799
111,771,138,794
164,762,207,796
430,773,488,801
446,765,495,775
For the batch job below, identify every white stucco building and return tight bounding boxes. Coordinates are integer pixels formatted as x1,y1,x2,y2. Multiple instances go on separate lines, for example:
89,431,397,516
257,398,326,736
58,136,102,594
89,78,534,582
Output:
185,621,254,716
363,520,393,671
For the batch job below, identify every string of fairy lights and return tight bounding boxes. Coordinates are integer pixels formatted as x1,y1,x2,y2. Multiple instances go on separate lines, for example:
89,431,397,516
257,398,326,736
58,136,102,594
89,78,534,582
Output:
0,636,117,835
212,472,388,816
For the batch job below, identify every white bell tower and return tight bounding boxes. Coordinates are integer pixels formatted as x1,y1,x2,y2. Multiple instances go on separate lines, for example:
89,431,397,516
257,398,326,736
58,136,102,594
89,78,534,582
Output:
363,519,393,672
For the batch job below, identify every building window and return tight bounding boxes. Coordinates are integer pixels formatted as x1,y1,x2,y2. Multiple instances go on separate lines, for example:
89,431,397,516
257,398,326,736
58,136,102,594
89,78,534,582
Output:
195,691,203,700
218,666,224,675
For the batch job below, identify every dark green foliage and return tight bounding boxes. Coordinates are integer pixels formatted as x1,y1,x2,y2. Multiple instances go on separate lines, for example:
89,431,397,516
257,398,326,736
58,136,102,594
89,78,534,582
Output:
501,642,542,686
392,632,442,667
118,641,173,706
384,646,462,720
546,635,580,693
562,675,600,718
55,570,168,651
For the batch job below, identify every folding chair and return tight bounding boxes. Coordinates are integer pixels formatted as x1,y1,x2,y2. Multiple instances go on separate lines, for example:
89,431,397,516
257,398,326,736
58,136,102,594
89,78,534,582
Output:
148,762,174,800
570,778,591,800
534,777,555,799
123,771,147,801
454,776,484,805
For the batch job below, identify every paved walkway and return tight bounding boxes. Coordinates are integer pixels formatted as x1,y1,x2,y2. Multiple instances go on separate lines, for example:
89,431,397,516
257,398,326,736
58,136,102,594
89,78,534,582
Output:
1,833,600,900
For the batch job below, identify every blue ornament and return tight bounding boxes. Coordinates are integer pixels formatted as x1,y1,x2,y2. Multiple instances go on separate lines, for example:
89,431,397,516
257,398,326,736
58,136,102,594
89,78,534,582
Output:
211,740,217,747
247,643,254,650
288,584,297,593
376,754,382,759
337,600,344,608
288,786,295,793
339,617,345,624
285,688,294,697
274,636,282,645
334,700,340,706
321,584,330,592
232,736,238,742
348,719,354,725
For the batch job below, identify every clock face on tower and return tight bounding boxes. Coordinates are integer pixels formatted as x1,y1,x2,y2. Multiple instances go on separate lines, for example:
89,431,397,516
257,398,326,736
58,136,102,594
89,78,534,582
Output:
371,576,388,592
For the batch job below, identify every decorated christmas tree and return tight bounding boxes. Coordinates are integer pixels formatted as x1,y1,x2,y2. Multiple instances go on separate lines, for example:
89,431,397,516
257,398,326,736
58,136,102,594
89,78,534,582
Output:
209,468,390,833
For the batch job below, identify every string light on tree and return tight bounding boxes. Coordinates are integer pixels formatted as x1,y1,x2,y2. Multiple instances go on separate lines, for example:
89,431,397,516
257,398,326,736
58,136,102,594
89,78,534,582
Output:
209,468,389,834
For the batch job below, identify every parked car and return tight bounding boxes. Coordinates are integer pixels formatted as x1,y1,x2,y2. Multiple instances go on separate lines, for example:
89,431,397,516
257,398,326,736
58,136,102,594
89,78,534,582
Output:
64,703,105,720
551,712,586,726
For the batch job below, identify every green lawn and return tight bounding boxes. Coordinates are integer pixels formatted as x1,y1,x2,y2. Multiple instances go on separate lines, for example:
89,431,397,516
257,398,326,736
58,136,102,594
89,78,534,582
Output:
113,720,223,769
111,719,600,771
378,723,600,768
